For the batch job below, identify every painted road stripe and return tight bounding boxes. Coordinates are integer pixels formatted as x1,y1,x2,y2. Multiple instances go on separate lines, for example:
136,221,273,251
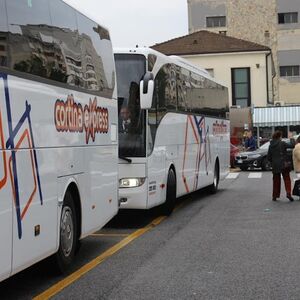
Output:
33,215,166,300
248,172,262,179
226,173,239,179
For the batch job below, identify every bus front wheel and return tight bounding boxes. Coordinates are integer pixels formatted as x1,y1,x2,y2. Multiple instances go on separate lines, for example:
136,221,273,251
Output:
55,191,78,273
160,169,176,216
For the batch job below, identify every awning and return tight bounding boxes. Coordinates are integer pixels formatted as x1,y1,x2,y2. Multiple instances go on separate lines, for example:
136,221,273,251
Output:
253,106,300,127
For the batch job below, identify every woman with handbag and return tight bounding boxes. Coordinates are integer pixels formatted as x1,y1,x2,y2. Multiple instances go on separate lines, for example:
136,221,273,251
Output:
267,131,295,201
292,136,300,196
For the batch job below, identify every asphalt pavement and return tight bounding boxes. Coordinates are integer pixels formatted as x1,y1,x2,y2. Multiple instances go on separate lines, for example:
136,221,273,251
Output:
2,170,300,299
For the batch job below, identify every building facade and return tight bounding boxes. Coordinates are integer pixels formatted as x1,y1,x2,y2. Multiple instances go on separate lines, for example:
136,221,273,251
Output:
188,0,300,105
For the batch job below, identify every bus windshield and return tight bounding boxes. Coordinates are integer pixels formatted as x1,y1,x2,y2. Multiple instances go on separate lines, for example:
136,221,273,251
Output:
115,54,146,157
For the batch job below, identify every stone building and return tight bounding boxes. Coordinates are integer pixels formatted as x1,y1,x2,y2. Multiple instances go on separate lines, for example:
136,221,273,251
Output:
188,0,300,105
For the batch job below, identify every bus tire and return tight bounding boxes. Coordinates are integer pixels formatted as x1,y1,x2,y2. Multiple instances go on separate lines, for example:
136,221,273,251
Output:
55,191,78,273
160,169,176,216
210,162,219,194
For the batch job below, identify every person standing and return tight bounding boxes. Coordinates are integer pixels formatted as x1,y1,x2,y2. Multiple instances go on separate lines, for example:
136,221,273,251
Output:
293,136,300,175
244,130,256,151
267,131,294,202
292,136,300,197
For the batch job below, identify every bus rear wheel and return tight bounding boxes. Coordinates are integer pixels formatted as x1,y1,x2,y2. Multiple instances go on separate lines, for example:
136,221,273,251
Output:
160,169,176,216
210,162,219,194
55,191,78,273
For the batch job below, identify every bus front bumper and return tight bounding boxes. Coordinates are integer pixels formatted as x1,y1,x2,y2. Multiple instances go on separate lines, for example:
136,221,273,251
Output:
119,181,148,209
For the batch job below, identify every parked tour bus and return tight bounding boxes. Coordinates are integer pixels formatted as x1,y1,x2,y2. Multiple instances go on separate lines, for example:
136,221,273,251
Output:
115,48,230,215
0,0,118,282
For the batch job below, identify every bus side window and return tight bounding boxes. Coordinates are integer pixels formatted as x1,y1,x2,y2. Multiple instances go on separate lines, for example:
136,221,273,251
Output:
177,66,190,113
76,11,114,94
167,64,177,110
6,0,53,78
0,0,8,67
155,64,177,113
49,0,79,86
155,65,167,123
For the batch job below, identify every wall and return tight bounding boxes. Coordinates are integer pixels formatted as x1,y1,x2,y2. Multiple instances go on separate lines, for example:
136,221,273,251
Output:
277,0,300,31
181,51,270,107
188,0,227,33
187,0,300,104
226,0,279,102
276,0,300,103
187,0,279,102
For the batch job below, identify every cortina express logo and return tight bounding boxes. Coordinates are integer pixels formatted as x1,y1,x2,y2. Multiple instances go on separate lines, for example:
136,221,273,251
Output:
54,95,109,144
212,120,227,136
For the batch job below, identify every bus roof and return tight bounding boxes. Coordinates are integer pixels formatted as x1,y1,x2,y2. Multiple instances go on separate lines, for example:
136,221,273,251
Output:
114,47,227,88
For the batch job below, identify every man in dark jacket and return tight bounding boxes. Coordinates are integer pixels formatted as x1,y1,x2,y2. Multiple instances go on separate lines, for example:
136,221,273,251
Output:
267,131,295,201
244,130,256,151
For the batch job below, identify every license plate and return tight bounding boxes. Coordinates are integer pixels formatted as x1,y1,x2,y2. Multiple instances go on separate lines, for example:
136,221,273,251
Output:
238,160,243,164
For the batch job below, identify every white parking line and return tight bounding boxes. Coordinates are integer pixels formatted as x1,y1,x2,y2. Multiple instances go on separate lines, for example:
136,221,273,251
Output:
226,173,240,179
248,172,262,179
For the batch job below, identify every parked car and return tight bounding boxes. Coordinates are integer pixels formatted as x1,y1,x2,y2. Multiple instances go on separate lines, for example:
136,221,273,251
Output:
230,144,239,168
234,139,293,171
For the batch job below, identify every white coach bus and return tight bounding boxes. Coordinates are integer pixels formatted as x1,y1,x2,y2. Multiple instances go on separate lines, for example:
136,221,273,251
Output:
115,48,229,215
0,0,118,281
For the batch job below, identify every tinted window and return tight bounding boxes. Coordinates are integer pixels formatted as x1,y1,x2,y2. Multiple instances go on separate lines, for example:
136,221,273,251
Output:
177,66,190,112
49,0,79,86
76,12,115,95
49,0,77,31
155,64,177,112
148,54,157,72
6,0,53,77
190,72,204,113
0,0,8,67
154,64,228,119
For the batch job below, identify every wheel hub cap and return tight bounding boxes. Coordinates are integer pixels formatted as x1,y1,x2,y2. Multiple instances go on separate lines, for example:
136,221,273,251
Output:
60,207,74,257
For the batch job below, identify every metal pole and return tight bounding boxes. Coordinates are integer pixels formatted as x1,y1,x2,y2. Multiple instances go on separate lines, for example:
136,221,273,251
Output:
257,126,260,148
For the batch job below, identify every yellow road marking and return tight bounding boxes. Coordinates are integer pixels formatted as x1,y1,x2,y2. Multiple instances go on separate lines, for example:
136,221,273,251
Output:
33,215,166,300
90,233,130,237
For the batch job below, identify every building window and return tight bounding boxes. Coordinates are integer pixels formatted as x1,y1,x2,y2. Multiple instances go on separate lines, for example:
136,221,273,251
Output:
206,16,226,28
231,68,251,108
278,12,298,24
280,65,300,77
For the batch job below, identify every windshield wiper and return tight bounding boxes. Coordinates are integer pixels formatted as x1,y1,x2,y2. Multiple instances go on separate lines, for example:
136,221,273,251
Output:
119,156,132,163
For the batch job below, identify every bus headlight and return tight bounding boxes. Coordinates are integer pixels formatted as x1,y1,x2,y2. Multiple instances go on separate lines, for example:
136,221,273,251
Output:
119,178,146,188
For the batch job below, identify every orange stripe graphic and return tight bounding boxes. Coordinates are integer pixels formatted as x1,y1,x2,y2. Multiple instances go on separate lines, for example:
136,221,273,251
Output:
8,129,37,220
0,109,7,189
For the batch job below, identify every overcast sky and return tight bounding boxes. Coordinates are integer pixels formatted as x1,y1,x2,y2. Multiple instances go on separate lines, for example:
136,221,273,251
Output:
64,0,188,47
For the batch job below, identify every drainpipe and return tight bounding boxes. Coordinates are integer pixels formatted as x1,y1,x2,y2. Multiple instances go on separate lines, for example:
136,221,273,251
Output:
266,51,272,105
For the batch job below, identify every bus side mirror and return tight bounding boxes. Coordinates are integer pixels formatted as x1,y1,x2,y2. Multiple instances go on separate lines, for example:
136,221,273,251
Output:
140,72,154,110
